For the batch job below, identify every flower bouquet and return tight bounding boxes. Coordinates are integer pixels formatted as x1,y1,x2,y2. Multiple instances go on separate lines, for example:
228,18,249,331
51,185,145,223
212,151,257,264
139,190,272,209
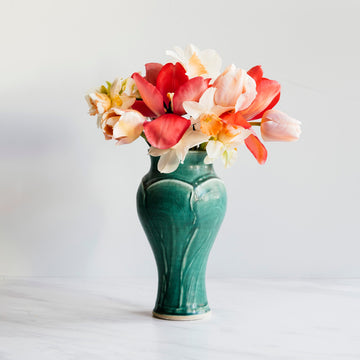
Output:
86,45,301,320
86,44,301,172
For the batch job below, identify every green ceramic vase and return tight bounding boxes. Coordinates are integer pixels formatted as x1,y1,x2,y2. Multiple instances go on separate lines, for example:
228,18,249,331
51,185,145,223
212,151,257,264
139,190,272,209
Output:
136,151,227,320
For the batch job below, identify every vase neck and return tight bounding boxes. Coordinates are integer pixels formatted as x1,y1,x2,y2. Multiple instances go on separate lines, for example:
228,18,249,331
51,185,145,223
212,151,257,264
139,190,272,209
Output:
144,151,218,186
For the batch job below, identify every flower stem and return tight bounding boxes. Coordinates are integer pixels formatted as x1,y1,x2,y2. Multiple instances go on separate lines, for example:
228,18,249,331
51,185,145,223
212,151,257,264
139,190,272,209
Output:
141,132,150,146
249,121,261,126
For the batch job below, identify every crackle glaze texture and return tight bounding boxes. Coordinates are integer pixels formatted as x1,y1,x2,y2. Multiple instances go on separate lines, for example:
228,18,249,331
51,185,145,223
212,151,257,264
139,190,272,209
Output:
137,151,227,318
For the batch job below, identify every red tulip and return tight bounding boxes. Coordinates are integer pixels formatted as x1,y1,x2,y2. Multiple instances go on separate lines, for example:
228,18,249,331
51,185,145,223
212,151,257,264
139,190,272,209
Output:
132,62,210,149
242,65,281,120
143,114,191,149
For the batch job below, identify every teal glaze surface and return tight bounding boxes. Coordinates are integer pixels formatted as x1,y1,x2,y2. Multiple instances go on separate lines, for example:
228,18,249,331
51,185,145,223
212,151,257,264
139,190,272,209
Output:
136,151,227,317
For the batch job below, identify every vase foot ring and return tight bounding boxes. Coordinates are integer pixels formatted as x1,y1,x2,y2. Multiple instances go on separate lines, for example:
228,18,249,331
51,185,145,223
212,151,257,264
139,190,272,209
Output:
152,311,211,321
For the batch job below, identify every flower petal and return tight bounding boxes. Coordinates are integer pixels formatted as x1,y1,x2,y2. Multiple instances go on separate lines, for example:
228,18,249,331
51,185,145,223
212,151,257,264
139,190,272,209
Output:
204,155,213,164
240,78,281,120
85,92,111,115
166,47,185,64
118,95,136,110
173,127,209,162
261,109,301,141
183,88,232,119
245,134,268,164
214,65,256,111
254,92,280,120
131,100,156,118
222,148,238,168
179,128,209,149
145,63,163,85
149,147,168,157
174,128,209,161
143,114,191,149
167,44,222,79
199,49,222,79
156,63,188,105
109,78,122,99
183,100,205,119
132,73,165,116
122,77,137,97
206,140,224,160
247,65,263,84
221,111,251,129
172,77,210,115
157,150,181,173
199,87,217,110
112,110,145,144
188,52,207,77
234,74,257,111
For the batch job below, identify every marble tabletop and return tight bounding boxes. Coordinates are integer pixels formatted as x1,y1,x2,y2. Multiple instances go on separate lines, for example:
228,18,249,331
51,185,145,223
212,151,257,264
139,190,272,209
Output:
0,277,359,360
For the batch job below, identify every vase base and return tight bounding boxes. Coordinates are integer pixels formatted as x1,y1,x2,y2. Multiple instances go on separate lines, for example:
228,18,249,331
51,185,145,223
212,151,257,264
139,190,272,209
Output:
152,310,211,321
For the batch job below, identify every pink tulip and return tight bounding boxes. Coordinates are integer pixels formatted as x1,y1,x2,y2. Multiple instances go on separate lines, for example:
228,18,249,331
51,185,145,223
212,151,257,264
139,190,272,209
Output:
261,109,301,141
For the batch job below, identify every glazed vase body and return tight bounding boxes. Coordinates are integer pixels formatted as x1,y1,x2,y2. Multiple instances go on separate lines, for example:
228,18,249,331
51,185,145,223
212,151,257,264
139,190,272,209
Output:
136,151,227,320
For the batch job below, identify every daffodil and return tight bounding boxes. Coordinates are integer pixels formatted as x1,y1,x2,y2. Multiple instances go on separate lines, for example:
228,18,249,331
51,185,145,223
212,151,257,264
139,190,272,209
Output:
107,77,137,109
205,124,253,167
85,92,111,116
166,44,222,79
184,88,253,166
183,87,232,136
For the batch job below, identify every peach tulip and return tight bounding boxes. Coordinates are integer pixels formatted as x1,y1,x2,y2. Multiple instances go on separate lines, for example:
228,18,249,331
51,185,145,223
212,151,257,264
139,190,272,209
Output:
113,110,145,145
261,109,301,141
100,109,121,139
101,108,145,144
213,64,257,112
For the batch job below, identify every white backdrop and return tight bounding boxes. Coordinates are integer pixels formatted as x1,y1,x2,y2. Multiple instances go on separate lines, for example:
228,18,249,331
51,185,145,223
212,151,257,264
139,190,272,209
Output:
1,0,359,277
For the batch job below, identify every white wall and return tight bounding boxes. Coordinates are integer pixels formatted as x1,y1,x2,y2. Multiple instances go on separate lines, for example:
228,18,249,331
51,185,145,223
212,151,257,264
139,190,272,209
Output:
1,0,359,277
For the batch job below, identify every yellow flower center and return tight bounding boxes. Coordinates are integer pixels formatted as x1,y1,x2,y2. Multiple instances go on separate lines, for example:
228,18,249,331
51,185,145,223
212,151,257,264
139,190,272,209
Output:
189,53,207,76
111,95,123,107
200,113,223,136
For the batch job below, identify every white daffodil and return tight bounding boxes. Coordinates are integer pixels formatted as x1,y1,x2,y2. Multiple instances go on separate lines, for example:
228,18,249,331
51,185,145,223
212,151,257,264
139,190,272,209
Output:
121,77,140,98
205,140,238,168
183,87,232,136
184,87,253,168
109,77,137,109
149,127,209,173
166,44,222,79
86,77,139,128
85,92,111,116
205,125,253,167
